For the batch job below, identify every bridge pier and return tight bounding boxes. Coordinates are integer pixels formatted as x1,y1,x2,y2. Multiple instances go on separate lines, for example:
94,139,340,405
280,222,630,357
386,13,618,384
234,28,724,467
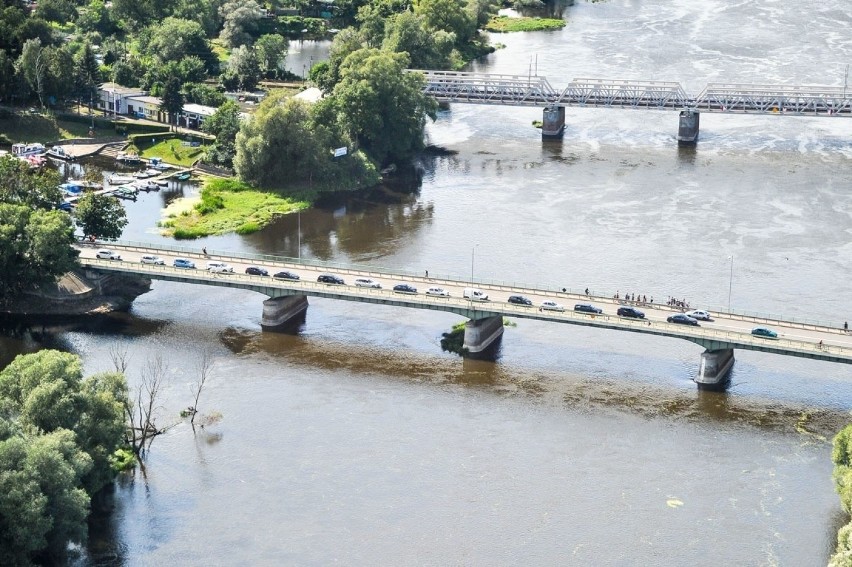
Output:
542,106,565,138
695,348,735,390
677,110,700,144
463,316,504,358
261,295,309,329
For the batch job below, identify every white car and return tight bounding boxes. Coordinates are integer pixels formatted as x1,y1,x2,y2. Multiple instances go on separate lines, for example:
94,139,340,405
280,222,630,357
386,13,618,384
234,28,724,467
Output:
140,255,165,265
354,277,382,288
96,249,121,260
686,310,712,321
540,300,565,312
206,261,234,273
426,286,450,297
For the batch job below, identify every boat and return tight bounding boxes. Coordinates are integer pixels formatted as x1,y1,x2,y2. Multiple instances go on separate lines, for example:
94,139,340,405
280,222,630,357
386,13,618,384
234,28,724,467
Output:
133,170,155,179
176,172,191,181
133,180,160,192
113,185,138,199
116,151,143,164
153,179,169,187
107,174,136,185
46,146,75,161
148,157,173,170
11,142,46,157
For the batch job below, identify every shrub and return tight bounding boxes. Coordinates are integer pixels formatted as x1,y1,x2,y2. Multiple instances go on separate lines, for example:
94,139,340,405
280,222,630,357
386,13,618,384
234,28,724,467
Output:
235,221,260,234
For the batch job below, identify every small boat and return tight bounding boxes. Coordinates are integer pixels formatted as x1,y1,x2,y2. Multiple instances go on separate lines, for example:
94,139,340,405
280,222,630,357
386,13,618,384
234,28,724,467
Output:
113,185,138,199
12,142,46,157
108,174,136,185
116,151,143,164
176,172,191,181
148,157,173,170
134,181,160,192
153,179,169,187
46,146,75,161
133,170,154,179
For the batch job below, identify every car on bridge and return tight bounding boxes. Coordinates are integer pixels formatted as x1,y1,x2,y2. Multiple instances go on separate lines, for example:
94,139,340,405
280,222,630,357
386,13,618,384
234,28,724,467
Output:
541,300,565,312
667,313,700,326
617,306,645,319
354,278,381,288
173,258,195,269
393,283,417,294
96,249,121,260
751,327,778,339
140,255,165,265
318,274,345,285
273,270,300,281
685,309,713,321
463,288,489,301
426,286,450,297
508,295,533,306
245,266,269,276
574,303,602,314
207,261,234,274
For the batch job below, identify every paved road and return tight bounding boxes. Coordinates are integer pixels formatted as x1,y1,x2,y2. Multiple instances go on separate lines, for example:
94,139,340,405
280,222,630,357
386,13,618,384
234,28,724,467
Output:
75,243,852,355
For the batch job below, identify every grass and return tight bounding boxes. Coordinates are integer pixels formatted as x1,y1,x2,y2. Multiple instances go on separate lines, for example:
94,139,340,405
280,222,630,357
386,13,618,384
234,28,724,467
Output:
160,178,311,238
485,16,566,33
135,138,207,167
0,111,118,144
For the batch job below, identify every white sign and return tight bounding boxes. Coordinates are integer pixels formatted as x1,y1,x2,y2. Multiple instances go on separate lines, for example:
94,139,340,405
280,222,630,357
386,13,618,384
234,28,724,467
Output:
333,147,347,157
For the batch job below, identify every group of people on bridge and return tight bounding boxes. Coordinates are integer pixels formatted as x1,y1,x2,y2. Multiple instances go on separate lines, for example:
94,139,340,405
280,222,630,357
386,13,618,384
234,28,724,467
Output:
613,291,656,306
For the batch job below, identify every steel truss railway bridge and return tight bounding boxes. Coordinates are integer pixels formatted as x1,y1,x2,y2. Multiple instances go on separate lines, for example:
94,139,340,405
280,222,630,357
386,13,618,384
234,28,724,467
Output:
77,243,852,391
417,70,852,142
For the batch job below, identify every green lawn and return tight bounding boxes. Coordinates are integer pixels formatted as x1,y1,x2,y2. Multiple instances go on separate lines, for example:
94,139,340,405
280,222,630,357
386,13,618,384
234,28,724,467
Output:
0,111,117,144
160,178,311,238
485,16,566,33
135,138,208,168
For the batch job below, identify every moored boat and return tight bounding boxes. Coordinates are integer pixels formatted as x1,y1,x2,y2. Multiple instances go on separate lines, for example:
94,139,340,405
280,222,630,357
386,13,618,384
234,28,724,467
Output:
108,174,136,185
12,142,46,157
46,146,75,161
116,151,143,164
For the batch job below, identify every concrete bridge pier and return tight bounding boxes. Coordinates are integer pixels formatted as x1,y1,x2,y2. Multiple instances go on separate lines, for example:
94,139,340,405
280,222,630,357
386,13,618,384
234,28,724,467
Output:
695,348,735,390
677,110,700,144
463,316,504,358
542,106,565,138
261,295,309,330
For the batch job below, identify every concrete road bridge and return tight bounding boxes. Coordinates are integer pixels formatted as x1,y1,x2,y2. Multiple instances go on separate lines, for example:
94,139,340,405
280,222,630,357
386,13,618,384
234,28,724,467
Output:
76,242,852,391
416,70,852,142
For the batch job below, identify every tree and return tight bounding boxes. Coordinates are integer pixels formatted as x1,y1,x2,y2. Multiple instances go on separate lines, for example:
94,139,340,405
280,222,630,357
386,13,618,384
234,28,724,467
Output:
74,192,128,241
234,93,326,187
332,48,437,165
312,27,364,92
0,154,62,209
0,350,130,564
227,44,261,91
17,37,47,106
159,75,185,127
219,0,263,48
34,0,77,24
202,100,241,167
74,41,100,108
143,17,218,74
0,204,78,304
255,33,287,79
383,11,455,69
414,0,475,45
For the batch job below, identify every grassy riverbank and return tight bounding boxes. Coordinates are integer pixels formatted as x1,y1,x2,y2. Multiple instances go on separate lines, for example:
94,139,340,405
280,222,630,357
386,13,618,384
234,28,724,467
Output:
0,110,114,144
485,16,566,33
160,178,311,238
136,138,208,167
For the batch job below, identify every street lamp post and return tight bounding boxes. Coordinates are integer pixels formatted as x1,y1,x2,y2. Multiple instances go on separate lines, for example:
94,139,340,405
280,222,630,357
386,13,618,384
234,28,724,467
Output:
297,210,301,260
471,244,478,283
727,255,734,313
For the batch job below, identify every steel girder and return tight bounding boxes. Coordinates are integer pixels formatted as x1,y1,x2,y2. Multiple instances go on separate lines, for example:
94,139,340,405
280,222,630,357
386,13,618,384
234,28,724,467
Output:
418,70,556,106
692,84,852,116
556,78,689,109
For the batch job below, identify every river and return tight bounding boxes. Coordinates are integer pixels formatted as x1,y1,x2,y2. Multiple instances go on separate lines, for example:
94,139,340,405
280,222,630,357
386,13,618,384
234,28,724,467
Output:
4,0,852,564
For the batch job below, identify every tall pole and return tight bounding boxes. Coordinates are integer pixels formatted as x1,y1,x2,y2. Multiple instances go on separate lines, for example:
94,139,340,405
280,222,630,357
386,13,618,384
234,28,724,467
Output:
471,244,478,283
297,210,301,260
728,255,734,313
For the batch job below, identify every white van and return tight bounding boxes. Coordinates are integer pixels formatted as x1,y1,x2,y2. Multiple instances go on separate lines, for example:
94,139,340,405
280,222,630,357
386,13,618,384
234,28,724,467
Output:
206,261,233,273
463,287,489,301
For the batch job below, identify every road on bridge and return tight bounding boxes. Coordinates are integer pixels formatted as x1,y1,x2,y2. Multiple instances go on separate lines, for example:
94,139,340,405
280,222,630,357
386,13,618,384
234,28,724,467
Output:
75,243,852,355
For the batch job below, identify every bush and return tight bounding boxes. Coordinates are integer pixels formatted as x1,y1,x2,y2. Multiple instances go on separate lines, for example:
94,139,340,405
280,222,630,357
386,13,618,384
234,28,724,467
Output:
235,221,260,234
172,227,206,239
195,191,224,214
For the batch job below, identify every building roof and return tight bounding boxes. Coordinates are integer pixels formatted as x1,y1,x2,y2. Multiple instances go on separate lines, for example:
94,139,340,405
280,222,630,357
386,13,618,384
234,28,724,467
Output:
294,87,323,103
182,103,217,117
127,95,163,106
99,82,146,96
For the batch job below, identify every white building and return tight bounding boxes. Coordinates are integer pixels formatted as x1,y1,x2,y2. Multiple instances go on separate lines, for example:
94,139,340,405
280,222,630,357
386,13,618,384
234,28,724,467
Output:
180,103,218,129
98,83,146,115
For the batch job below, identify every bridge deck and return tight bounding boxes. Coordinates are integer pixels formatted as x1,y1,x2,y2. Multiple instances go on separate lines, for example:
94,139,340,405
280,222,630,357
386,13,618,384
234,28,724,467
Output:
78,243,852,365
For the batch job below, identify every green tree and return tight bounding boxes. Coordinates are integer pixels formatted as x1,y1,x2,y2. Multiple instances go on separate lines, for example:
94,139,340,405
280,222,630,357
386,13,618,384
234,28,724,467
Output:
74,41,100,107
75,0,116,36
332,48,437,165
414,0,474,44
74,192,128,240
0,350,130,564
255,33,287,79
184,82,226,107
17,37,48,106
34,0,77,24
383,11,454,69
0,50,15,101
0,154,62,209
227,44,261,91
312,27,365,92
219,0,262,48
142,17,217,74
159,75,185,127
202,100,241,167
